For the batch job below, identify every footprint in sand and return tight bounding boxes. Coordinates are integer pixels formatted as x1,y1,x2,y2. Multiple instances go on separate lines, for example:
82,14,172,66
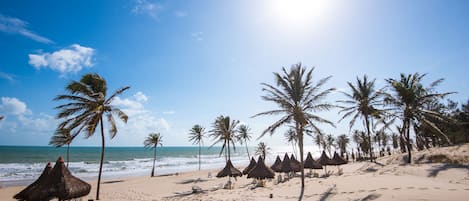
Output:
419,187,428,190
368,189,376,192
358,190,366,193
434,187,441,189
379,187,388,190
407,187,415,189
448,189,457,191
393,187,401,190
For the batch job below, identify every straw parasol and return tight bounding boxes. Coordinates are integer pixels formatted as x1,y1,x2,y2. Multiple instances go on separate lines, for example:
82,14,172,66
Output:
242,157,257,175
303,152,322,169
47,156,91,200
331,152,347,166
216,159,242,178
279,153,292,173
317,151,334,166
14,162,53,201
247,156,275,179
289,154,301,172
270,155,283,172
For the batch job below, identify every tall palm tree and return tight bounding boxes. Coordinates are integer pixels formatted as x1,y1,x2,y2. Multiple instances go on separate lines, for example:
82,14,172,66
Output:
188,124,205,171
49,128,75,167
236,124,252,160
336,134,350,157
285,128,298,157
255,142,270,159
144,133,163,177
54,73,129,200
338,75,382,162
210,115,239,162
253,63,335,201
314,132,325,152
325,134,335,156
384,73,453,163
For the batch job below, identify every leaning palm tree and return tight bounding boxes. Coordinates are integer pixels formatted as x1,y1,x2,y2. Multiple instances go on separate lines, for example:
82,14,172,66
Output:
236,124,252,160
210,115,239,162
255,142,270,159
188,124,205,171
325,134,335,157
285,128,298,157
253,63,335,201
144,133,163,177
338,75,382,162
336,134,350,157
49,128,75,167
384,73,453,163
54,73,129,200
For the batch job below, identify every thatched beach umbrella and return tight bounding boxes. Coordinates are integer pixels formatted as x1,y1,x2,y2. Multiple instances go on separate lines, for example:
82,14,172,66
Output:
279,153,292,173
317,151,334,175
242,157,257,175
216,159,242,178
247,156,275,180
47,156,91,200
331,152,347,166
14,162,53,201
270,155,283,172
303,152,322,169
289,154,301,172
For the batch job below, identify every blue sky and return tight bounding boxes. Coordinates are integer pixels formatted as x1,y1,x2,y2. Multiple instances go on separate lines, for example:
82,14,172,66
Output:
0,0,468,147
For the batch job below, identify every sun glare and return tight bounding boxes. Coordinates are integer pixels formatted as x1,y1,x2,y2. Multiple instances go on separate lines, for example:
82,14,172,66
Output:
269,0,329,27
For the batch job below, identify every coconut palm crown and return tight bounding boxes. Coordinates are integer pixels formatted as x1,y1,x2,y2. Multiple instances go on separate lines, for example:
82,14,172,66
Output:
209,115,239,161
188,124,205,171
144,133,163,177
236,124,252,160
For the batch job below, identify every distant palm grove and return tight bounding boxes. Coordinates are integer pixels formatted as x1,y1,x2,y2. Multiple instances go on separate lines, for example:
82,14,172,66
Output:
49,64,469,200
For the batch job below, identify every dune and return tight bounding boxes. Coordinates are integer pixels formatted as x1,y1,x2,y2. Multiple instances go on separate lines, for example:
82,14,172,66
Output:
1,144,468,201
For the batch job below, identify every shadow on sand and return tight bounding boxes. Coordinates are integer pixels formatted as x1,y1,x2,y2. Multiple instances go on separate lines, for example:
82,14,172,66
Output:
354,193,381,201
427,163,469,177
318,185,336,201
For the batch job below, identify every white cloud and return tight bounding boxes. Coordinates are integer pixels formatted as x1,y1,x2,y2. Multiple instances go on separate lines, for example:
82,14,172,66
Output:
28,44,95,76
0,14,53,44
174,11,187,18
0,97,30,116
132,0,163,19
133,91,148,102
191,32,203,41
0,72,14,82
162,111,175,115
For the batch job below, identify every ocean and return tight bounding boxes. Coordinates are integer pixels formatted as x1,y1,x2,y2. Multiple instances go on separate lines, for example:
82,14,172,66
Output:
0,145,317,187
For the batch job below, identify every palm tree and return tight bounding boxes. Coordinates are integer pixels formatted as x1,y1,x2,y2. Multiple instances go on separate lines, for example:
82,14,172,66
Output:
54,73,129,200
0,115,4,121
49,128,75,167
336,134,350,157
314,132,325,152
188,124,205,171
253,63,335,201
255,142,270,159
210,115,239,162
338,75,382,162
144,133,163,177
325,134,335,156
285,128,298,157
236,124,252,160
384,73,453,163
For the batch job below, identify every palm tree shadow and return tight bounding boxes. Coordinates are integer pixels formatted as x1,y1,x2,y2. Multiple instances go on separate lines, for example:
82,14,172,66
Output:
353,193,381,201
318,185,336,201
427,164,469,177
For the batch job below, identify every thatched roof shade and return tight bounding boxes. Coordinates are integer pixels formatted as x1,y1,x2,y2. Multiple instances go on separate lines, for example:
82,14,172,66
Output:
270,155,283,172
216,159,242,178
47,156,91,200
247,156,275,179
289,154,301,172
304,152,323,169
279,153,292,173
331,152,347,166
317,151,334,166
242,157,257,175
14,162,52,201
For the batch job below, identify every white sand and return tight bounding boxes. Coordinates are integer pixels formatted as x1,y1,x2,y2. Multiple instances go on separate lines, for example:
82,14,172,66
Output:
2,144,469,201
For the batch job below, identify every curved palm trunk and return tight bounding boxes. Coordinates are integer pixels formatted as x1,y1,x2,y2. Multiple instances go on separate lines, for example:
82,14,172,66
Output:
404,119,412,163
244,139,250,160
151,144,157,177
296,124,305,201
198,143,201,171
96,118,105,200
364,115,373,162
66,143,70,167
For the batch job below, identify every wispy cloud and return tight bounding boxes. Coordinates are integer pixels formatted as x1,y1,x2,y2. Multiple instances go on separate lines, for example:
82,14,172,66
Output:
191,32,203,41
162,110,175,115
0,72,14,82
131,0,163,19
0,14,53,44
28,44,95,76
174,11,188,18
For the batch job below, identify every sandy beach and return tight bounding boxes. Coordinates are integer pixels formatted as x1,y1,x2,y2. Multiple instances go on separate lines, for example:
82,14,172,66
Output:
2,144,468,201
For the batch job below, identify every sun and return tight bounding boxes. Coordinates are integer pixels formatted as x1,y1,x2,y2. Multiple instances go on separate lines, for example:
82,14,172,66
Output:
269,0,328,27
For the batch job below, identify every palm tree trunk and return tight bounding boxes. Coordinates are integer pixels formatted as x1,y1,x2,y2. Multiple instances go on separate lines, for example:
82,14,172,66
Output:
96,118,105,200
296,124,305,201
227,141,231,183
66,143,70,167
405,120,412,163
244,139,250,160
152,144,156,177
364,116,373,162
198,143,201,171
